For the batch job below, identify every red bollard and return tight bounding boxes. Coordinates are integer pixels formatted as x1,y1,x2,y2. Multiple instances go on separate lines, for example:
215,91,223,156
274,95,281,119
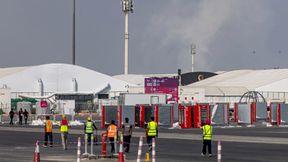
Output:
102,131,107,156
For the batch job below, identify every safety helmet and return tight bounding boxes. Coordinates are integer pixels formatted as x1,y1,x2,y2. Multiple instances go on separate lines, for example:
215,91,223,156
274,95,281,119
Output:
87,117,91,121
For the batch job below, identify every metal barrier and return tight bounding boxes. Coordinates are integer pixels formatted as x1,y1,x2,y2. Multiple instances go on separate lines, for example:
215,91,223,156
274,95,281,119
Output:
211,103,229,126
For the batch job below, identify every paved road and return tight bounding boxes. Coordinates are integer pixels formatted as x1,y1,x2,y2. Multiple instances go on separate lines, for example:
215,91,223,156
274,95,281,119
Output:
0,125,288,162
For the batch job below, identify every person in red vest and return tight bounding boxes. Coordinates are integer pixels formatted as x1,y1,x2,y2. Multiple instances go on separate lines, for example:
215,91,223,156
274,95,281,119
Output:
43,116,53,147
107,120,117,153
60,114,69,150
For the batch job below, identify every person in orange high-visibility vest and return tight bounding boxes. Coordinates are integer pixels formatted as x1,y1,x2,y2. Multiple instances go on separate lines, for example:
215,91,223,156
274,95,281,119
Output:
60,114,69,150
43,116,53,147
107,120,117,153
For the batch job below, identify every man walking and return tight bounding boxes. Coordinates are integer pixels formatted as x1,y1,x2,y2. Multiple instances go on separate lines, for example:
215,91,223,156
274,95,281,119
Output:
122,117,132,153
9,109,14,125
146,116,158,151
18,108,23,125
107,120,117,153
84,117,97,145
43,116,53,147
201,121,213,157
60,114,69,150
23,109,29,125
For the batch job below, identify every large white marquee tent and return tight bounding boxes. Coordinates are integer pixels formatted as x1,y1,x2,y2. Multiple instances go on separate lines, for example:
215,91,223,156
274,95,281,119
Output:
0,63,133,98
182,69,288,103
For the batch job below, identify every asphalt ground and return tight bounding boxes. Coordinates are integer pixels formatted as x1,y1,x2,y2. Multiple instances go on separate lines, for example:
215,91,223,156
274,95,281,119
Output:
0,125,288,162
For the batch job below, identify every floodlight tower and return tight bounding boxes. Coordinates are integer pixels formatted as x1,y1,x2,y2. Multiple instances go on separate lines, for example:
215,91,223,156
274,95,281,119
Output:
191,44,196,72
122,0,134,75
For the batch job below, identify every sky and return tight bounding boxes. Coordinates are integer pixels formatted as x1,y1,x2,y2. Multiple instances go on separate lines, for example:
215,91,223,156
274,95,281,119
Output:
0,0,288,75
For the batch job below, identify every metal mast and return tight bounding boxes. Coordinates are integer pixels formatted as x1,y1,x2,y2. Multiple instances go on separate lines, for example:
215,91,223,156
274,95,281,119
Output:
72,0,76,65
191,44,196,72
122,0,134,75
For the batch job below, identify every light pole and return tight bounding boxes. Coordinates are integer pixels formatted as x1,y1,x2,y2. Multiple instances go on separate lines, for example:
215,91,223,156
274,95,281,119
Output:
191,44,196,72
72,0,76,65
122,0,134,75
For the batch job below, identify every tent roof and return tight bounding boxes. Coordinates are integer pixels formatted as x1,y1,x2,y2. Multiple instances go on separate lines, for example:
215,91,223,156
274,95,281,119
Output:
185,69,288,96
0,63,134,93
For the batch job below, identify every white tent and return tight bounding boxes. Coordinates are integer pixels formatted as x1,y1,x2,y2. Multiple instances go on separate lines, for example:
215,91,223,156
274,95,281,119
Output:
0,63,134,96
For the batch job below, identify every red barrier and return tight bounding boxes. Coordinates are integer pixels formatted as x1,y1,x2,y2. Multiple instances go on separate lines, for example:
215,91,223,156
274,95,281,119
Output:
277,103,281,127
118,105,122,128
154,105,159,125
184,106,192,128
234,103,238,126
140,105,145,128
170,105,174,127
102,105,105,128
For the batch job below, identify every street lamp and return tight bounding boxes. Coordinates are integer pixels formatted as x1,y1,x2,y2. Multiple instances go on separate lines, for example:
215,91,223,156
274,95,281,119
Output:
122,0,134,75
190,44,196,72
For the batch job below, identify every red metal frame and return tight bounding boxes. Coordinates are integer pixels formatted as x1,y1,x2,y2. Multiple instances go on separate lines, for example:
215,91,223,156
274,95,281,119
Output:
234,103,238,126
226,103,230,125
140,105,145,128
193,104,200,128
178,105,185,128
250,102,257,125
170,104,174,127
101,105,105,128
118,105,122,128
154,105,159,125
184,106,192,128
277,103,281,127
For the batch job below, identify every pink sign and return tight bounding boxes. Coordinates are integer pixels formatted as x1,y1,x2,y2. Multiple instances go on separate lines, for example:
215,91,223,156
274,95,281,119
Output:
145,77,179,103
40,100,48,108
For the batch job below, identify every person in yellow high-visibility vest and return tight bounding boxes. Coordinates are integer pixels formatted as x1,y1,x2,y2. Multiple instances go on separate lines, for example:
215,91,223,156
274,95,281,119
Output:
60,114,69,150
43,116,53,147
107,120,117,153
84,117,97,145
201,121,213,157
146,116,158,151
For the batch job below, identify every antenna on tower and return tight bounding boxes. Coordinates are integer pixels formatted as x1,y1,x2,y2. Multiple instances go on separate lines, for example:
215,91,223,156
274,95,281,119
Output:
122,0,134,75
191,44,196,72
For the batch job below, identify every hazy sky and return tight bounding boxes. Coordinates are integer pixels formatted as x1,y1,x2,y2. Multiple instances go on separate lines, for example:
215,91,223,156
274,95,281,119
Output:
0,0,288,75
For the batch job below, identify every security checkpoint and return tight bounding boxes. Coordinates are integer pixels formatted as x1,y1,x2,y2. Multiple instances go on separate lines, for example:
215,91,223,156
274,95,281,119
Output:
234,102,267,126
178,103,211,128
102,104,176,129
210,103,230,126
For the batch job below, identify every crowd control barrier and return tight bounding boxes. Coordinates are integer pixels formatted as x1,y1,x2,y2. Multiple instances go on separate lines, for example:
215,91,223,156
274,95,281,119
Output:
234,103,255,125
280,103,288,125
135,105,156,128
158,104,174,127
211,103,229,125
270,103,280,126
178,104,211,128
269,103,288,126
101,105,119,128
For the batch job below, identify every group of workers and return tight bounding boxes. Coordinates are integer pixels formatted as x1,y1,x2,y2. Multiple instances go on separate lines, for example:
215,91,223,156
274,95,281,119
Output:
41,114,213,157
